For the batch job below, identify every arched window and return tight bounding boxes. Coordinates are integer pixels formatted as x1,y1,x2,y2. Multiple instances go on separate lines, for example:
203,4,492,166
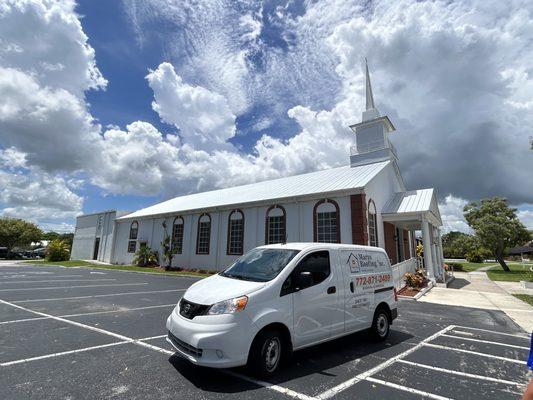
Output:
313,199,340,243
265,205,286,244
196,213,211,254
172,216,184,254
127,221,138,253
368,199,378,247
227,210,244,255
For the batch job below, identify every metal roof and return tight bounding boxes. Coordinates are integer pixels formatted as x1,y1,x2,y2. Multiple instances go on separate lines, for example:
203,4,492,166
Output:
381,188,442,226
118,161,390,220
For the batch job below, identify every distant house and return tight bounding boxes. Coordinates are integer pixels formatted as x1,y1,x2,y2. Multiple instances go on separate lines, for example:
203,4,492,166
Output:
71,63,446,282
509,240,533,257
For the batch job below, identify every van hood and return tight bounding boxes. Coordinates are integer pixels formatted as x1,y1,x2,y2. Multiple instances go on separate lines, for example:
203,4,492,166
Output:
183,274,266,305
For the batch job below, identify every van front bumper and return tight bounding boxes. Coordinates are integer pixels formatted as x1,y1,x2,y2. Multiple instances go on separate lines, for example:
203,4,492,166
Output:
166,308,258,368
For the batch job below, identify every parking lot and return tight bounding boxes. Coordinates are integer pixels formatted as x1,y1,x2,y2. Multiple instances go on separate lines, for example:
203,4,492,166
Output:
0,262,530,400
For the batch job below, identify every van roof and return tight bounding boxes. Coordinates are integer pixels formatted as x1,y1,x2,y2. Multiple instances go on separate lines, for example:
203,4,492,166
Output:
258,242,388,253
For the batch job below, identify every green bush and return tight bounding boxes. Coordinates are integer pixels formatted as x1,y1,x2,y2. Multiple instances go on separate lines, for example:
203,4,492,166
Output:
46,239,70,262
465,249,485,263
446,262,464,271
133,245,159,267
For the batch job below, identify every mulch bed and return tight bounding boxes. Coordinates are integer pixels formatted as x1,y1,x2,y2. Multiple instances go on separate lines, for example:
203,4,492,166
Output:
398,286,422,297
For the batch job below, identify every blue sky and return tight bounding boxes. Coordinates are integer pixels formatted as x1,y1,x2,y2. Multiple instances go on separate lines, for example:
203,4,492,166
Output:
0,0,532,233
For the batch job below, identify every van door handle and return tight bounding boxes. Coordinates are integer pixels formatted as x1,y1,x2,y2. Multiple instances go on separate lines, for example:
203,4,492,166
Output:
350,282,354,293
327,286,336,294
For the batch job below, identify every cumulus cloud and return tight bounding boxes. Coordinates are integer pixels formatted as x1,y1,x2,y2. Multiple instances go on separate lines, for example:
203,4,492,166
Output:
517,209,533,230
146,63,236,150
438,195,473,234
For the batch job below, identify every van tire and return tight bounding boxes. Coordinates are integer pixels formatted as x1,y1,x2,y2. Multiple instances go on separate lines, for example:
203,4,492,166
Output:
370,306,390,341
248,329,284,378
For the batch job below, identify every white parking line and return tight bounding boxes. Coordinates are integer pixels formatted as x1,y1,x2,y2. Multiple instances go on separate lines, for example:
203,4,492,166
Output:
316,325,456,400
441,333,530,350
397,359,526,387
0,274,84,279
0,278,116,284
0,283,148,292
0,298,313,400
0,304,176,325
423,343,525,364
365,377,452,400
13,288,186,303
453,325,530,339
1,342,129,366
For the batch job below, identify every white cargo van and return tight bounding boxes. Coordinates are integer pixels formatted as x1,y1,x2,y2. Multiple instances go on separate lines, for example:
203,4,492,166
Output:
166,243,397,376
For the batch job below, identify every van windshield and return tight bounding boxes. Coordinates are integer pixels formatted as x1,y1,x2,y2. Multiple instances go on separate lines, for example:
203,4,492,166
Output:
220,248,300,282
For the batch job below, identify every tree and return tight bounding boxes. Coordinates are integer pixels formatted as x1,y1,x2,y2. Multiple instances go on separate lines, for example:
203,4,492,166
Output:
160,221,177,270
442,231,475,258
0,218,43,253
42,231,74,249
464,198,530,271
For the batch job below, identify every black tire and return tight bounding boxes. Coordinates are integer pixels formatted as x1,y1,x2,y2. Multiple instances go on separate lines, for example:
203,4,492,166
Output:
248,329,284,378
370,307,390,341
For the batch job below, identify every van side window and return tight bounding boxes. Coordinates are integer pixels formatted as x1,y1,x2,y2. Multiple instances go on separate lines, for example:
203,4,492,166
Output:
281,251,330,296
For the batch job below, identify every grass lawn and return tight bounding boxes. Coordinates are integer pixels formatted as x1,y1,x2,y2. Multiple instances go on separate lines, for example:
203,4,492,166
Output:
446,261,496,272
486,263,533,282
23,260,215,278
513,294,533,306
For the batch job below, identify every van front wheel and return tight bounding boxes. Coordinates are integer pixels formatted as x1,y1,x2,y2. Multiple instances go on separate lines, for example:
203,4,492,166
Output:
371,308,390,341
248,330,283,378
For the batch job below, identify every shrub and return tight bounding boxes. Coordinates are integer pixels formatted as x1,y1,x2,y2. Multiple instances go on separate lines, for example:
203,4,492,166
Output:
133,245,159,267
46,239,70,262
404,268,427,289
446,262,464,271
465,249,485,263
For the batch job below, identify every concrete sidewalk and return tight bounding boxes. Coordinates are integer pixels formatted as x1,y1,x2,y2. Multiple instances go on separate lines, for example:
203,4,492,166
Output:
419,271,533,333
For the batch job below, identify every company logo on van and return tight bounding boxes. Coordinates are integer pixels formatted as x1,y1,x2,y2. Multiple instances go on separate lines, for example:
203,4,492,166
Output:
344,251,388,273
346,253,360,273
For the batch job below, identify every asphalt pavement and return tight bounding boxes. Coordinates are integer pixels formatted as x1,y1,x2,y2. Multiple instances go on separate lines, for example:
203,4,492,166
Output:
0,262,530,400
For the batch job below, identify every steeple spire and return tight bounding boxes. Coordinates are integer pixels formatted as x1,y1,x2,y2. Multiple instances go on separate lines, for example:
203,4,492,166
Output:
362,58,380,122
365,58,375,111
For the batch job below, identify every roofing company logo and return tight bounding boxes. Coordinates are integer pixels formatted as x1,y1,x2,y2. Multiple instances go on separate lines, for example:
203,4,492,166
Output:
346,253,360,273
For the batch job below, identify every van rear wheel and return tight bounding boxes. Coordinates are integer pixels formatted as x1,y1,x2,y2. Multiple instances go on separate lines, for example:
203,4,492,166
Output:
370,308,390,341
248,330,283,378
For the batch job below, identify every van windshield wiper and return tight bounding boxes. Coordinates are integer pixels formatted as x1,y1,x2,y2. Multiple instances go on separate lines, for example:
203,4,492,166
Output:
222,273,259,282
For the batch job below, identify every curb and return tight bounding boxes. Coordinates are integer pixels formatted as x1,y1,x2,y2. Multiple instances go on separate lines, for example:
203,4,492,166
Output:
398,282,434,301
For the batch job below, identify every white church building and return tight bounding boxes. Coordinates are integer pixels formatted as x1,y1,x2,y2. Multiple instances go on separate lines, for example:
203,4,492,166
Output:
72,63,446,283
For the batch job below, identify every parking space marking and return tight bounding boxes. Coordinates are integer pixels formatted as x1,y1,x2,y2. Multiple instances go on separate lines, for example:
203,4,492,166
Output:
441,333,530,350
13,288,186,303
0,298,312,400
0,274,84,279
453,325,530,339
365,377,452,400
423,343,525,364
0,304,176,325
0,278,116,284
0,283,148,292
316,325,456,400
1,342,129,366
397,359,525,387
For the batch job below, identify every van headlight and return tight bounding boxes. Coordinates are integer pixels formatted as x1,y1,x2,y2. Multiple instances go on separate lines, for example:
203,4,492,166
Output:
207,296,248,315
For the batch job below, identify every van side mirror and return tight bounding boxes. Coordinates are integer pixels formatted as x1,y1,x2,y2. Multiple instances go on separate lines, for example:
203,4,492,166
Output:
295,271,313,291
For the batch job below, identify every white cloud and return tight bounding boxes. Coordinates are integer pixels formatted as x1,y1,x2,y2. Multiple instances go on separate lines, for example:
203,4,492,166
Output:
0,167,83,224
517,209,533,230
0,0,106,95
438,195,473,234
146,63,236,150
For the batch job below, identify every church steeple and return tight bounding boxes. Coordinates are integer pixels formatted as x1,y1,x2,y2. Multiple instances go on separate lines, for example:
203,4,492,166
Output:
349,58,397,167
362,58,380,122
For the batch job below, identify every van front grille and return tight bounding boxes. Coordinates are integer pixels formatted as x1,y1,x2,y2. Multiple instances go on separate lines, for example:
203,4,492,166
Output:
168,331,203,357
179,298,210,319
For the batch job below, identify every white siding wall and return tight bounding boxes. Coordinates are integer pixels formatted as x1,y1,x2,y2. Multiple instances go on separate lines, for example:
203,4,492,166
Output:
363,164,404,250
113,194,353,270
71,211,117,263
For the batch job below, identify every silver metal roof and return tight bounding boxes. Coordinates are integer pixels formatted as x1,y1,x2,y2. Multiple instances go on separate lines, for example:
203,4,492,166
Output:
381,188,442,226
118,161,390,220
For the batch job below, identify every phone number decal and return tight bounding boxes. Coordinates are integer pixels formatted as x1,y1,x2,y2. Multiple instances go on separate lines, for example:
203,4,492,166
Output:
355,274,391,286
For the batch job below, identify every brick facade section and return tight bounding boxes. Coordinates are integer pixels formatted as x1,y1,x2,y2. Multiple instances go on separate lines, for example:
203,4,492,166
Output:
350,194,368,245
403,229,411,259
383,222,397,265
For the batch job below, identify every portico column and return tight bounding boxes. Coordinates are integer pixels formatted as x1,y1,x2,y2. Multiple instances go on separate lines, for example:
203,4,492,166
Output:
430,226,439,281
421,219,435,282
437,229,445,278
